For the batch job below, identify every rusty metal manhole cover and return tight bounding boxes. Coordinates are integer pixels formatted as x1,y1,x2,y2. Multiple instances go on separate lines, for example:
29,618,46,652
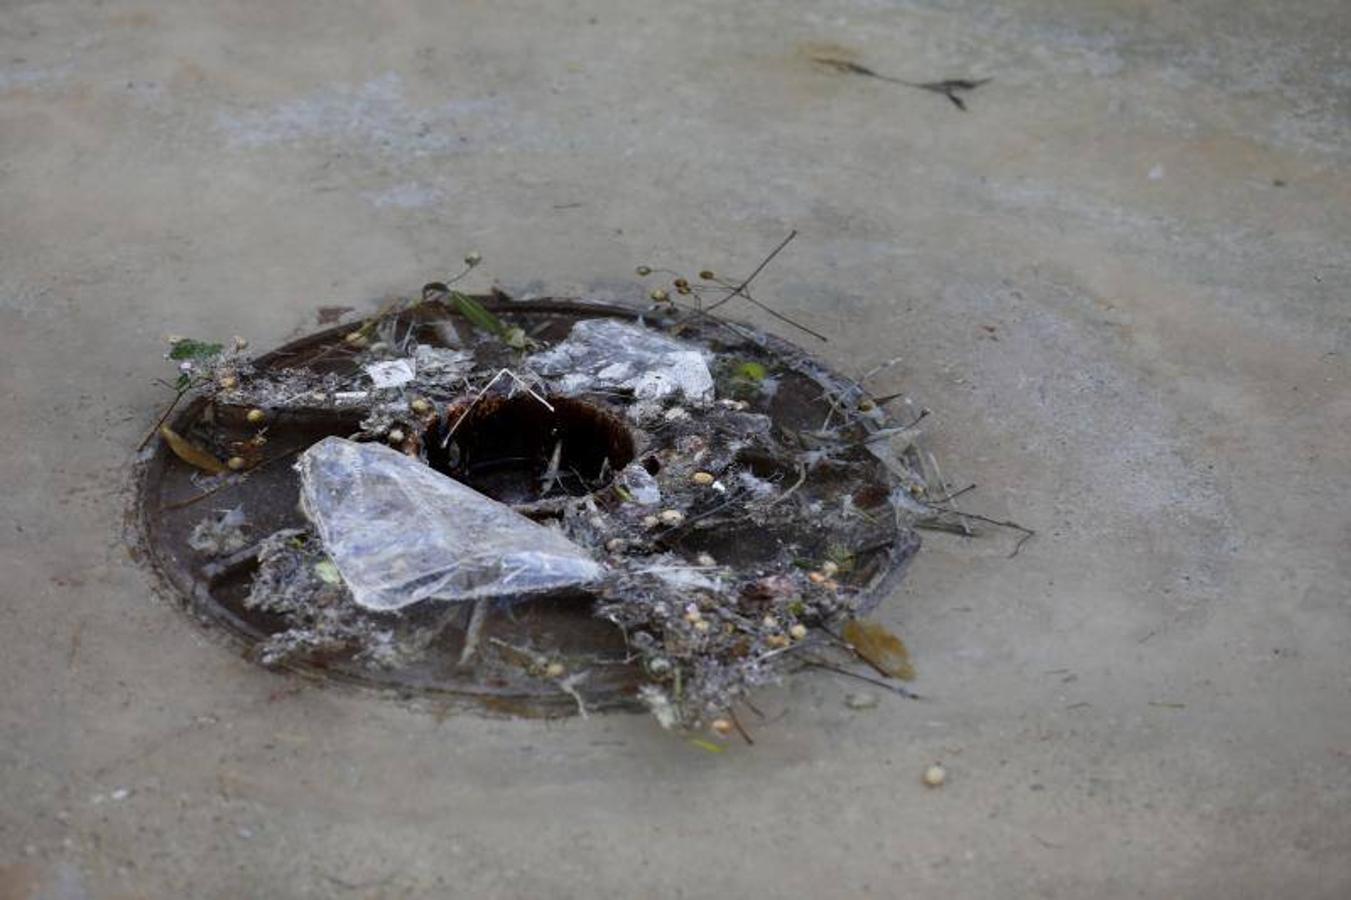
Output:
132,295,926,720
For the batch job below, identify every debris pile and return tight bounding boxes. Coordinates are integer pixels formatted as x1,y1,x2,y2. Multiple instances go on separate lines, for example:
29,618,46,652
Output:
139,259,982,737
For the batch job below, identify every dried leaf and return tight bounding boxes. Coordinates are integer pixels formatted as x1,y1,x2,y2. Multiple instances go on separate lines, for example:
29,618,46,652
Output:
159,425,229,475
842,619,915,681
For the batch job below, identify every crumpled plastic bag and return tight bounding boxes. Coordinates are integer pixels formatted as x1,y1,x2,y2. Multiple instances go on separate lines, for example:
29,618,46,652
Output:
526,318,714,405
296,437,604,611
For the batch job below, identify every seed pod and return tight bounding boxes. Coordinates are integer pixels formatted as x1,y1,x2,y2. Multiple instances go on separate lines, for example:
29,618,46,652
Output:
246,408,266,424
699,270,715,280
218,375,238,390
226,456,247,471
710,718,734,737
923,764,946,788
649,288,669,303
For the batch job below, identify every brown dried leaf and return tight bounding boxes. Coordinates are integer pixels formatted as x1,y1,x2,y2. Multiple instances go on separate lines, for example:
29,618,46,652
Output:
842,619,915,681
159,425,229,475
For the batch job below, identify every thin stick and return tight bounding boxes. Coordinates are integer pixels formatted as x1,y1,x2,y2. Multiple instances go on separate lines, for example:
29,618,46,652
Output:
924,483,976,504
137,391,187,451
705,230,798,313
458,599,490,668
799,657,922,699
727,706,754,745
926,450,971,536
861,355,905,382
441,368,554,448
723,287,829,343
160,446,303,511
765,461,807,507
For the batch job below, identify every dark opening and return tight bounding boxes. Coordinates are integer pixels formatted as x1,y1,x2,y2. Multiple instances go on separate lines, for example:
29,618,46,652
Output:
426,395,636,505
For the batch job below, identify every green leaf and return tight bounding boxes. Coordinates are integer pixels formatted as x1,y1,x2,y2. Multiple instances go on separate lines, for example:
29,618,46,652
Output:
687,738,726,754
448,291,508,339
168,338,224,360
314,560,342,585
733,360,768,382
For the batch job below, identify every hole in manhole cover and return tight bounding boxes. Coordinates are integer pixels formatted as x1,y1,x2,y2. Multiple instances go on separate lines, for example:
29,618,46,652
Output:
428,395,636,504
132,296,927,721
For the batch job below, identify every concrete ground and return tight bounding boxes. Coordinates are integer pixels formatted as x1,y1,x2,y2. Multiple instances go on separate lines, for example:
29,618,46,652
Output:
3,0,1349,897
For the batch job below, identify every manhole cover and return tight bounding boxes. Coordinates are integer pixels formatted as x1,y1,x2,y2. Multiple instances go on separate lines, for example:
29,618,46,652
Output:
132,295,926,719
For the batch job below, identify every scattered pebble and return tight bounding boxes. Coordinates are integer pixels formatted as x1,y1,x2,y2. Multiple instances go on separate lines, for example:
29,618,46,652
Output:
845,692,879,710
695,552,716,567
819,560,840,577
246,408,266,424
641,514,660,530
691,471,715,486
110,787,131,801
464,250,482,266
658,509,685,526
923,764,946,788
605,538,627,553
710,718,734,736
227,456,247,471
789,623,808,641
649,288,669,303
409,398,432,415
217,374,238,390
387,428,405,444
544,661,566,679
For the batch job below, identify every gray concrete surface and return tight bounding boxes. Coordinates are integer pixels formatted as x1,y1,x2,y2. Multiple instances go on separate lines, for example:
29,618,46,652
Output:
3,1,1350,897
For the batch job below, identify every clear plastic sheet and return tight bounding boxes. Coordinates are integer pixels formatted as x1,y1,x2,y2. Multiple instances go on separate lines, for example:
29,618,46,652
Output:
526,318,714,405
616,462,661,505
296,437,604,611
